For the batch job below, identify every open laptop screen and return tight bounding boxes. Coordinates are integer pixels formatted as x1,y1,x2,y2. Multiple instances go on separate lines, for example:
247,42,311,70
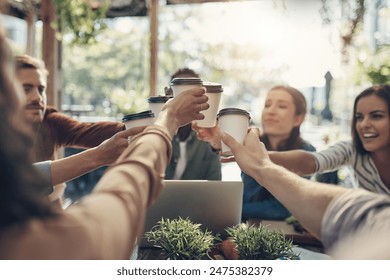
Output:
140,180,243,247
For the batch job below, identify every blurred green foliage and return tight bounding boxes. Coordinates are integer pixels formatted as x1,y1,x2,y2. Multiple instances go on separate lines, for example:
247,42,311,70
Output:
62,6,285,119
355,46,390,85
52,0,109,45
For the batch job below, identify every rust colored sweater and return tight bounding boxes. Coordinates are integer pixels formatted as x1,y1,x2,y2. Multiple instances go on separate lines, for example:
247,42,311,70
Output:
33,106,125,161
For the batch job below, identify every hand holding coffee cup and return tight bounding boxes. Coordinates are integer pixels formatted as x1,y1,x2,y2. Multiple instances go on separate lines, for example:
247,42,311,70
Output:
217,108,251,157
220,128,269,179
192,121,222,150
169,77,203,97
157,86,208,130
148,95,172,118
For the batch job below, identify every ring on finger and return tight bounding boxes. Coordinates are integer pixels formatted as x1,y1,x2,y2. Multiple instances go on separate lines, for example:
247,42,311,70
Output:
127,136,132,145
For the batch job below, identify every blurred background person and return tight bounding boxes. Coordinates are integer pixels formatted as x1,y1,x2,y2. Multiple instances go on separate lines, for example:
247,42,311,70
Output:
241,85,316,220
15,54,124,204
165,68,221,180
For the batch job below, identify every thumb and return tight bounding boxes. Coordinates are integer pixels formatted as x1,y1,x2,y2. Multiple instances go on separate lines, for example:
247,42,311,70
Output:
221,132,241,154
120,126,146,138
244,129,261,146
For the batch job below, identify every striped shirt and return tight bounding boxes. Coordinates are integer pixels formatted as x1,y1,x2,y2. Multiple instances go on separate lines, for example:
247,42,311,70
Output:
312,141,389,195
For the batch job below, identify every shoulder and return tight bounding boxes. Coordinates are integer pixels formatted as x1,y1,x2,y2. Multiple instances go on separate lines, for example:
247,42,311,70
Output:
44,106,59,116
44,106,74,122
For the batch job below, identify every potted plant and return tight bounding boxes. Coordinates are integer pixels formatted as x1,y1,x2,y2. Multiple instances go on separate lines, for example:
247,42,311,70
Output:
215,222,299,260
144,217,217,260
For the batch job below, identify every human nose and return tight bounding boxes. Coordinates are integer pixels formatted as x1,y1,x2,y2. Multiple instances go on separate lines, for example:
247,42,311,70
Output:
29,87,43,102
264,104,276,114
359,116,371,128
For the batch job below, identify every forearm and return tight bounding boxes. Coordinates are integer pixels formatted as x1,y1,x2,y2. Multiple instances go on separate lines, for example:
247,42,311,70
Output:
252,163,347,239
50,147,103,186
81,126,172,258
268,150,317,176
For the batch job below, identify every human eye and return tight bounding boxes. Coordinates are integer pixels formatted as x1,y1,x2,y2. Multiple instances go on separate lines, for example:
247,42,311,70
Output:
23,85,32,94
371,112,384,119
278,102,289,109
355,113,363,121
38,86,46,95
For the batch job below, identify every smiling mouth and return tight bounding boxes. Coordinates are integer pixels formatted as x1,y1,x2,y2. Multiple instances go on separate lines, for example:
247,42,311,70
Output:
362,132,379,139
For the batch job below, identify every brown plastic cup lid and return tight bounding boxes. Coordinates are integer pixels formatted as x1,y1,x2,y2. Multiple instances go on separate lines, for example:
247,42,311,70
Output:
217,108,251,119
122,110,155,122
169,77,203,86
203,82,223,93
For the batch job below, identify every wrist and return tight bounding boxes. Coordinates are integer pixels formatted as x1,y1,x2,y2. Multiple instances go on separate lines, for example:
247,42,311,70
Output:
154,109,179,138
88,146,106,167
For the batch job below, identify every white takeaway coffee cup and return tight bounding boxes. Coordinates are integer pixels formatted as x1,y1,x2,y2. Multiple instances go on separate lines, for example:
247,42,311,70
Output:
196,82,223,128
169,77,203,97
122,110,155,130
147,95,172,118
217,108,251,157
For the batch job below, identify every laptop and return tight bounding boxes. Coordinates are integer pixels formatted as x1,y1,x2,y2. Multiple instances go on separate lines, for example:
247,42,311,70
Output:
139,180,243,247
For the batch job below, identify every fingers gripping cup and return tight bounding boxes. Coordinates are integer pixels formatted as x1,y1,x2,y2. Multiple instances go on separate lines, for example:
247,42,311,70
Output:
217,108,251,157
122,110,155,130
169,77,203,97
196,82,223,128
148,96,172,118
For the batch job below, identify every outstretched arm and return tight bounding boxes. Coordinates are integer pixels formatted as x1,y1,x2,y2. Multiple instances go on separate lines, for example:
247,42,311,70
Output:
47,127,145,186
193,122,317,174
268,149,317,176
221,129,347,239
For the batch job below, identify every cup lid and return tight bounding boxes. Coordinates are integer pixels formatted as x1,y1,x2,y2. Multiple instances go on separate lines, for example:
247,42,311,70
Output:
147,96,172,103
122,110,155,122
169,77,203,86
217,108,251,119
203,82,223,93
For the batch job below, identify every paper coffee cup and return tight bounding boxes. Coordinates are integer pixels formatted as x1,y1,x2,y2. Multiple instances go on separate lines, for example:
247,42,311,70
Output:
217,108,251,157
147,96,172,118
122,110,155,130
196,82,223,128
169,77,203,97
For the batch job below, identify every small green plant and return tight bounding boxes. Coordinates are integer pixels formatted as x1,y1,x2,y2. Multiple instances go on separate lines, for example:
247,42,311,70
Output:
144,217,217,260
225,222,298,260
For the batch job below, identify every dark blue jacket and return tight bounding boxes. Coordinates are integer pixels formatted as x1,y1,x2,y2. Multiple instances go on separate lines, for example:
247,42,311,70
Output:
241,140,315,221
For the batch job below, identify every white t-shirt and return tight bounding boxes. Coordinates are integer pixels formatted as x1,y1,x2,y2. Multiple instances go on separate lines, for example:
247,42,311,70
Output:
173,141,187,179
